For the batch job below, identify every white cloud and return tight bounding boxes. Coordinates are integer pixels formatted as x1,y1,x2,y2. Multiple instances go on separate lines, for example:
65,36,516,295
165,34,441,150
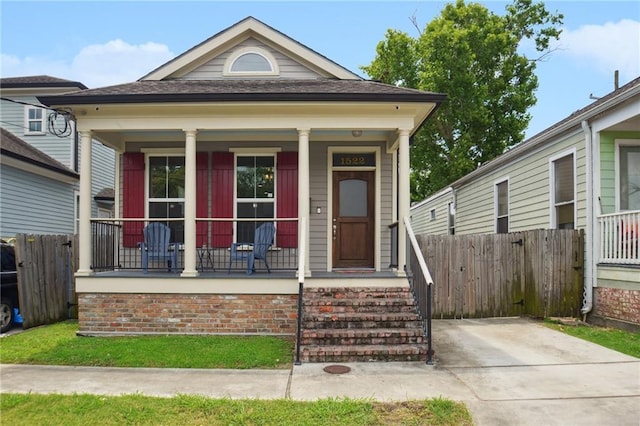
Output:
556,19,640,80
1,40,174,88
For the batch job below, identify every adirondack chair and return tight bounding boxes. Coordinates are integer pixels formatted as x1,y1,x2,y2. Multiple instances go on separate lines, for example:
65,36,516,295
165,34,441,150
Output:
140,222,179,273
228,222,276,274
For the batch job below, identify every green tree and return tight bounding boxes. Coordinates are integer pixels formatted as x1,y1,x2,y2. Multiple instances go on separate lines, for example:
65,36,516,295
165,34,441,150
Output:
362,0,563,201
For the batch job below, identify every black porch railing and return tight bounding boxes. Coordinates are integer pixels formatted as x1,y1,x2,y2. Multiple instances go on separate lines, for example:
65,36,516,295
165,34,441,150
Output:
90,218,299,273
403,217,434,365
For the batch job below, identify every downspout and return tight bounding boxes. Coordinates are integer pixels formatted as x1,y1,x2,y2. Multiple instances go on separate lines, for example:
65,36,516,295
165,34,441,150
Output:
581,120,594,318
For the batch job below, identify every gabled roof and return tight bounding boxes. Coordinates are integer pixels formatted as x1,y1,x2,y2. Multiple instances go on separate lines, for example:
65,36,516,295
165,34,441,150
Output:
0,75,87,90
141,16,361,81
38,79,447,106
0,128,79,179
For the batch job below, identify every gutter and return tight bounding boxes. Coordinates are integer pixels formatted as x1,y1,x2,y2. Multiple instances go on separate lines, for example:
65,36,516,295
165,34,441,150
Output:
581,120,594,317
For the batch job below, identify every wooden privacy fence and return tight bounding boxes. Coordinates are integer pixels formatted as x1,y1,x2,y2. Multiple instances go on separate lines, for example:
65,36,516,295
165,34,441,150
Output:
14,234,79,329
417,229,584,319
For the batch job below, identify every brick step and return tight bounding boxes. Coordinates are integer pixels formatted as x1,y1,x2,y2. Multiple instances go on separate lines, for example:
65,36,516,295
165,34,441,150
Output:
304,287,412,298
303,300,417,314
301,328,425,346
301,344,427,363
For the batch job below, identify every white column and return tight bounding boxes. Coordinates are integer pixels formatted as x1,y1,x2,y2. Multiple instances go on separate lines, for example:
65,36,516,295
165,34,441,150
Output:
298,128,311,276
181,129,199,277
77,130,93,276
397,129,411,276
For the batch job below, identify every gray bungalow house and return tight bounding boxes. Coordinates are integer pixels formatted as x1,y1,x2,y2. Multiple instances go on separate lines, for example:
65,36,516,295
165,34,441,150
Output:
0,76,116,238
37,17,445,360
411,76,640,330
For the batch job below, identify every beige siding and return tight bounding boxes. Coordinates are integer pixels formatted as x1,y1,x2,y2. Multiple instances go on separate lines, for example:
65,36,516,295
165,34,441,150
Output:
309,142,328,271
410,189,453,235
456,130,587,235
180,37,322,80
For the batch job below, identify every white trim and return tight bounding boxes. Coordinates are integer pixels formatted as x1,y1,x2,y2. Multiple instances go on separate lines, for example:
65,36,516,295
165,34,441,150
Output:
223,47,280,76
229,147,281,154
326,146,381,271
141,148,185,154
494,177,509,233
23,105,45,135
614,139,640,211
549,148,577,229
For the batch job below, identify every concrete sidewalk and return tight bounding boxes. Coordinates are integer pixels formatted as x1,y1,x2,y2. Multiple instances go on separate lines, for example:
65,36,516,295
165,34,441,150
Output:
2,318,639,426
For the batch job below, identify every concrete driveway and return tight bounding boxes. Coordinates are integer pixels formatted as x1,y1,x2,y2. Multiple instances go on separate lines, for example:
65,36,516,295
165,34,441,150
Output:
430,317,640,426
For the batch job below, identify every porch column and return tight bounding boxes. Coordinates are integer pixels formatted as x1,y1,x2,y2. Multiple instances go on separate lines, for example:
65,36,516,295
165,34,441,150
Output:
77,130,93,276
181,129,198,277
297,128,311,275
397,128,411,275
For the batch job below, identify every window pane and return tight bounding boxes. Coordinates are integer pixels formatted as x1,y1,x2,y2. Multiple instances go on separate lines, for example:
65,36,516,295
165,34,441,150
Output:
166,157,185,198
237,157,255,198
149,202,184,243
255,157,274,198
554,155,574,203
339,179,367,217
557,203,574,229
149,157,167,198
29,122,42,132
28,108,42,120
497,181,508,216
497,217,509,234
237,156,274,199
620,146,640,210
231,53,272,72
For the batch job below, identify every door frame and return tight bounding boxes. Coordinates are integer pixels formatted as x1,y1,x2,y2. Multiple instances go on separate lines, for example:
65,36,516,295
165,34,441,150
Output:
326,146,381,271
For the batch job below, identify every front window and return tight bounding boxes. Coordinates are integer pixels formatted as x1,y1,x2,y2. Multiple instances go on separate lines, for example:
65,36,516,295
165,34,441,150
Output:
619,145,640,210
148,156,185,243
25,106,45,134
495,180,509,233
236,155,275,243
552,153,575,229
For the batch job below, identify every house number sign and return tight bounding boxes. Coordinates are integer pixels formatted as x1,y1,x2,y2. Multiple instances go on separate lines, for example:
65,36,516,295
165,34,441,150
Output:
332,153,375,167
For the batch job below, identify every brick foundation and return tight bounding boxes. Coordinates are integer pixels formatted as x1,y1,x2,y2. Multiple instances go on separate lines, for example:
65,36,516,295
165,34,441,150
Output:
593,287,640,326
78,293,298,335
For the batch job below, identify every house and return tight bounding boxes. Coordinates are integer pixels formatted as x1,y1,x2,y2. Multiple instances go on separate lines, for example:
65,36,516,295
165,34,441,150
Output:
0,76,116,238
411,76,640,331
37,16,446,344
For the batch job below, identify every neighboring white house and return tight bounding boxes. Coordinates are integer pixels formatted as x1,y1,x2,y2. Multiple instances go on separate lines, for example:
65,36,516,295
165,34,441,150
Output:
411,76,640,330
0,75,116,238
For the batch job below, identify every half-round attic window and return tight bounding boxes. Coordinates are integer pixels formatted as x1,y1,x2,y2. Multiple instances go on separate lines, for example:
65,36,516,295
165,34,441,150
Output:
223,47,279,76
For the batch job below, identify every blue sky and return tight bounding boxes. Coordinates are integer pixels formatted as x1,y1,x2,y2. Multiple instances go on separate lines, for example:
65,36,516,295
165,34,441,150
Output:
1,1,638,139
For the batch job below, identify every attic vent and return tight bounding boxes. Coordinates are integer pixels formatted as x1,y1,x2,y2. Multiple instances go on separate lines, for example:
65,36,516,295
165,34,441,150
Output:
224,47,279,76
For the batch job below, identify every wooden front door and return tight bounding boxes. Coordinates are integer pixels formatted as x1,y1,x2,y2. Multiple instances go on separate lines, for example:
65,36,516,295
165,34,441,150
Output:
332,170,375,268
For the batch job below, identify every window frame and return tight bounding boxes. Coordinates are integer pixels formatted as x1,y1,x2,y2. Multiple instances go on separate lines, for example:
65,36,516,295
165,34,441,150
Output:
144,152,186,243
233,152,277,244
549,149,576,229
615,139,640,211
448,202,456,235
494,177,509,234
24,106,45,135
223,47,279,76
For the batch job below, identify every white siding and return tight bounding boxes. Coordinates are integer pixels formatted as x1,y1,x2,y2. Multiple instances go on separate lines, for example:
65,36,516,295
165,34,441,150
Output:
180,37,322,80
0,164,76,237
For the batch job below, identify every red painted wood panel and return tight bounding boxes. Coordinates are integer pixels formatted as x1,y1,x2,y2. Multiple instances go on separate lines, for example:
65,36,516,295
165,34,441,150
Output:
122,152,145,248
211,152,234,247
196,152,209,247
277,152,298,248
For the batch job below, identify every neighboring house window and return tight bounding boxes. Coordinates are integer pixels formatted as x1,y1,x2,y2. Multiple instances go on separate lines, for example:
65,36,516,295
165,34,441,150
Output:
235,155,275,243
148,156,185,243
430,209,436,221
223,47,279,76
448,202,456,235
495,179,509,233
25,106,45,134
551,152,575,229
619,144,640,210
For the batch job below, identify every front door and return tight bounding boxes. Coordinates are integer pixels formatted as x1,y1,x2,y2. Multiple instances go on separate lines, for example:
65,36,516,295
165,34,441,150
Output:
332,170,375,268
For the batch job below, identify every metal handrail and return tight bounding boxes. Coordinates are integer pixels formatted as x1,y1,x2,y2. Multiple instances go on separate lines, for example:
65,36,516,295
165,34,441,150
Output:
403,216,434,364
294,217,306,365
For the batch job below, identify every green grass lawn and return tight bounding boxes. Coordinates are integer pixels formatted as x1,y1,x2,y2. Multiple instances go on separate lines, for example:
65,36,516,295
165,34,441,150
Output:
0,393,473,426
544,319,640,358
0,321,294,368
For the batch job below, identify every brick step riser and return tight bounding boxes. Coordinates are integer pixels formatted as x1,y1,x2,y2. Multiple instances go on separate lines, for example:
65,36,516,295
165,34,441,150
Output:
302,320,423,329
301,336,425,346
303,305,417,315
301,347,427,363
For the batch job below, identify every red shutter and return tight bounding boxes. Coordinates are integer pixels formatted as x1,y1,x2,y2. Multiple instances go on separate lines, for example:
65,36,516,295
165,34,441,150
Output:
276,151,298,248
211,152,234,247
196,152,208,247
122,152,145,248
